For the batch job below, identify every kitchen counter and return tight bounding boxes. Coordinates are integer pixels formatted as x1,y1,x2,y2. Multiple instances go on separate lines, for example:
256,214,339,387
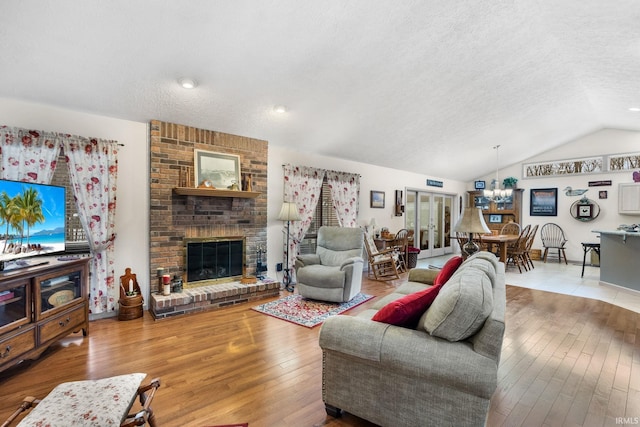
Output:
592,230,640,292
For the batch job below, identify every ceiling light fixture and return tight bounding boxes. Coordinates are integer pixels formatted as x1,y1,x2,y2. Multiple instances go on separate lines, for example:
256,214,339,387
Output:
273,105,287,113
483,144,512,202
178,78,197,89
629,107,640,112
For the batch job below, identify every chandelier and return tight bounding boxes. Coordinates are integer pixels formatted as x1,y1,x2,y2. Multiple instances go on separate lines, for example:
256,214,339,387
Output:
483,145,512,202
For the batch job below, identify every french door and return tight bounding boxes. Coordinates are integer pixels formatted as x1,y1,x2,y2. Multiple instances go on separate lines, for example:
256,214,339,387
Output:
405,190,454,258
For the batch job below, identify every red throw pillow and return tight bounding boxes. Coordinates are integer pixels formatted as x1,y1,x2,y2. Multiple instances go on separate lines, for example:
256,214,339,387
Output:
372,284,444,328
434,256,463,286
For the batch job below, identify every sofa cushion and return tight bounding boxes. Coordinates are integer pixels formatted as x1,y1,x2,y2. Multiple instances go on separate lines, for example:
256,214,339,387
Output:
296,264,345,289
423,265,493,341
434,256,463,286
372,283,443,328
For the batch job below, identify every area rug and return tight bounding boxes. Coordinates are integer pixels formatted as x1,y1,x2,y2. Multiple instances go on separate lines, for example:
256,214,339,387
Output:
252,293,374,328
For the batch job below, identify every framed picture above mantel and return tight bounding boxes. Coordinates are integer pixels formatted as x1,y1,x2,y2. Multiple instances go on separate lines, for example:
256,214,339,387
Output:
194,150,241,190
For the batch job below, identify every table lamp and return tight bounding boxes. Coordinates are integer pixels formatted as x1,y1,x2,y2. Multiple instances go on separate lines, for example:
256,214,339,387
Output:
453,207,491,257
278,201,301,292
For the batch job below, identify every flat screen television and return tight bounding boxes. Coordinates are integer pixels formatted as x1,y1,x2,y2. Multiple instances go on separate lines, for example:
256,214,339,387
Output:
0,178,66,270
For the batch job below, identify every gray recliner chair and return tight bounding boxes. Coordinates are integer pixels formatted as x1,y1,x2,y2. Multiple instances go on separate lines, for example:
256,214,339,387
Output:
295,226,364,303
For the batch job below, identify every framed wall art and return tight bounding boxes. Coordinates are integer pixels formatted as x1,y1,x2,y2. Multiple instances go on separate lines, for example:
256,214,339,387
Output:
194,150,241,189
370,191,385,208
530,188,558,216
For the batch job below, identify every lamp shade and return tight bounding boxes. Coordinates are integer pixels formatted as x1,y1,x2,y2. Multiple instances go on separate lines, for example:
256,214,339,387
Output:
278,202,301,221
453,207,491,234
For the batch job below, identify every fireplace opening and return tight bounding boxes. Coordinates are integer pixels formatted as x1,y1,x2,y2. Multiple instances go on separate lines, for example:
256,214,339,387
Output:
185,237,245,287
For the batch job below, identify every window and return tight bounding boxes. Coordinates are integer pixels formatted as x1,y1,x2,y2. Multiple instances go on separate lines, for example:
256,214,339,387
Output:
298,178,340,254
50,150,90,253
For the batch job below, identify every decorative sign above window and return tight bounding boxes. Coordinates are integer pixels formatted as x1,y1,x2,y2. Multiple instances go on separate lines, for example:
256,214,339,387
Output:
426,179,443,188
524,152,640,178
608,152,640,171
523,156,603,178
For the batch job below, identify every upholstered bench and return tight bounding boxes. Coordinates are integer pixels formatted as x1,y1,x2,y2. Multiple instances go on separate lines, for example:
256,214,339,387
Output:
1,373,160,427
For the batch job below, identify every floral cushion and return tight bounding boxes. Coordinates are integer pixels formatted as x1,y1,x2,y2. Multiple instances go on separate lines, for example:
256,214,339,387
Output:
17,373,146,427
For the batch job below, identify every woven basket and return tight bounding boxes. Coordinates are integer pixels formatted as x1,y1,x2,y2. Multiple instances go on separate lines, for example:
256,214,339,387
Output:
118,294,143,321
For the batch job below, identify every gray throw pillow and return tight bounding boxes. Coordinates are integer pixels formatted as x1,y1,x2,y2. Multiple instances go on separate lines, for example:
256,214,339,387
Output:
423,266,493,341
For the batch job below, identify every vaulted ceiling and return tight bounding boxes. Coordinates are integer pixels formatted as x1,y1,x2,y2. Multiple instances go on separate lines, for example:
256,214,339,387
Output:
1,1,639,181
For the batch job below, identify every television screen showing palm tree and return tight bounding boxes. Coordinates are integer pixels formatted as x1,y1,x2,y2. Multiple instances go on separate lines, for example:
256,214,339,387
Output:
0,178,66,266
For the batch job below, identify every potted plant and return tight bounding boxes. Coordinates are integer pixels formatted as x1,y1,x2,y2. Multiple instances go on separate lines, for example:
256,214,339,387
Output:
503,177,518,189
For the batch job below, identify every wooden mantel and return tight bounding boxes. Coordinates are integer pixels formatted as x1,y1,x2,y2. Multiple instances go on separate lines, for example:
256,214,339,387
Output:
172,187,260,198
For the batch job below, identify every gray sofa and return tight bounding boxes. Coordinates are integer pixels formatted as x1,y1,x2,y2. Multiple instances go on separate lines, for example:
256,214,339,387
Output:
319,251,506,427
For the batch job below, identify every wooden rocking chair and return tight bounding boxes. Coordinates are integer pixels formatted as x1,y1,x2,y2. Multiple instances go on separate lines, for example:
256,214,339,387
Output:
364,232,400,281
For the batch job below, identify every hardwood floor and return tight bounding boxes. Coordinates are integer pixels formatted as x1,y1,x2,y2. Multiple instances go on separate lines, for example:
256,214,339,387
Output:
0,272,638,427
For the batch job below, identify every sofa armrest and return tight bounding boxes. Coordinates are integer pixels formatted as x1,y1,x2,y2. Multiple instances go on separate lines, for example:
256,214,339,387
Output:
295,254,320,269
407,268,439,284
319,315,390,362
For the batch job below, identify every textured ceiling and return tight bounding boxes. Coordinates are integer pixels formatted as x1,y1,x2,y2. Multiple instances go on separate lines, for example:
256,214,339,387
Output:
1,0,639,181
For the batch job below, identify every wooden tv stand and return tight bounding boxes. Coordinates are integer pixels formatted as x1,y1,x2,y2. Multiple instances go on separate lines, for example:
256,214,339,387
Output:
0,257,90,374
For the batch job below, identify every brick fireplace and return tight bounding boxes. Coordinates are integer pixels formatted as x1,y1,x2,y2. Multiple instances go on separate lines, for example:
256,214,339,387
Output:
148,120,279,319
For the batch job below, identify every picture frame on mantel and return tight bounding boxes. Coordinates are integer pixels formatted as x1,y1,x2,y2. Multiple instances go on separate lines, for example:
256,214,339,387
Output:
194,150,241,190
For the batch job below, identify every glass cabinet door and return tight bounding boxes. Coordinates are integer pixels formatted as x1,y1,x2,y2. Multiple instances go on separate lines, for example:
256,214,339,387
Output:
37,269,83,316
0,280,30,333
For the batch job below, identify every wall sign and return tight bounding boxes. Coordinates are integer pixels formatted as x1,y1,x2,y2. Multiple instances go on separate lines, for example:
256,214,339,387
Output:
588,180,612,187
530,188,558,216
427,179,443,188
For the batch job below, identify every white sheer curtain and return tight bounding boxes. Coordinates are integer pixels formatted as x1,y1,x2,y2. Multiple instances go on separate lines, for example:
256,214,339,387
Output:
282,164,325,281
0,126,61,182
62,136,119,314
326,170,360,227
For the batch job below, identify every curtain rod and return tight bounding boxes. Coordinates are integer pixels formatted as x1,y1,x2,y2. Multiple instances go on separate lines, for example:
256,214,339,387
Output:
281,164,361,177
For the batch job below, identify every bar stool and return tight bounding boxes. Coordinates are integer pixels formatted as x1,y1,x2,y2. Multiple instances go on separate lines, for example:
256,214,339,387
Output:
581,242,600,277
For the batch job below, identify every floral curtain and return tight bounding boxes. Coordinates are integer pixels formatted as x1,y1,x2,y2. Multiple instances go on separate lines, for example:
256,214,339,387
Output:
326,170,360,227
282,164,325,281
62,136,119,314
1,126,61,182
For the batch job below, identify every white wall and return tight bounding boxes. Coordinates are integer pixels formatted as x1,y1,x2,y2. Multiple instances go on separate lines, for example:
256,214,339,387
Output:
0,98,150,315
5,97,638,296
266,145,468,278
474,128,640,261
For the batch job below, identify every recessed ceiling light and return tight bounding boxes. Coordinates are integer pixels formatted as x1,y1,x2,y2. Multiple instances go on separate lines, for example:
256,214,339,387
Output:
273,105,288,113
629,107,640,112
178,78,197,89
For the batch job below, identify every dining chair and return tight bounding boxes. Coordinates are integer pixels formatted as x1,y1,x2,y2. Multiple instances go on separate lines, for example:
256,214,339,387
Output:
523,224,539,270
500,221,521,235
392,228,409,272
541,223,568,264
507,224,530,273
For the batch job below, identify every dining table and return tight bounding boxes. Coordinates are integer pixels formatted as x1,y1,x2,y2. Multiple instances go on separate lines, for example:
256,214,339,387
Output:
478,234,519,263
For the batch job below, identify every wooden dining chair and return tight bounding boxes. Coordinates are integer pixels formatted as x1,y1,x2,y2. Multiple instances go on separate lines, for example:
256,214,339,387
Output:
523,224,539,270
392,228,409,272
507,224,530,273
500,221,521,236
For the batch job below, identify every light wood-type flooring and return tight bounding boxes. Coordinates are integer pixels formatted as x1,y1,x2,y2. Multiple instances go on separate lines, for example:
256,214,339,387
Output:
0,262,639,426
